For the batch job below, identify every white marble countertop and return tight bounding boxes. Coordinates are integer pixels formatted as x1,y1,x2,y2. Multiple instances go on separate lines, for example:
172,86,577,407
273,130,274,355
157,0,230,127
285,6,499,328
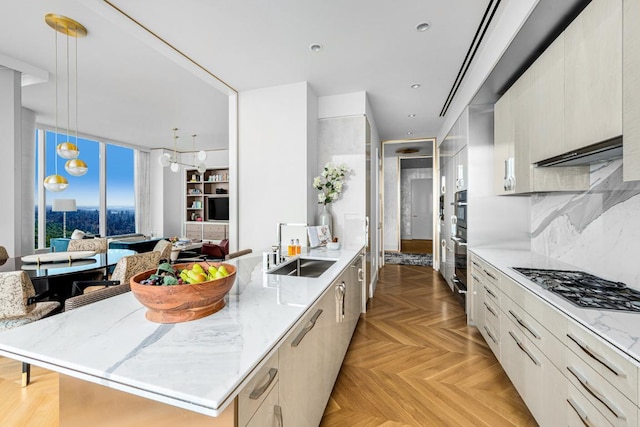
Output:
471,248,640,366
0,246,362,417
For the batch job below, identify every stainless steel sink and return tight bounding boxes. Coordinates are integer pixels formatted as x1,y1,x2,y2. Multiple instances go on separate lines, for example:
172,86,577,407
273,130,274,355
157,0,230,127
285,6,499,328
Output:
267,258,336,278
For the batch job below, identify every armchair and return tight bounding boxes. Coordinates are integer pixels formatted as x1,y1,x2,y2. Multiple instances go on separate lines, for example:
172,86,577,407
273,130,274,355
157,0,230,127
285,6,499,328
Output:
153,239,173,262
200,239,229,261
0,271,61,386
71,251,161,297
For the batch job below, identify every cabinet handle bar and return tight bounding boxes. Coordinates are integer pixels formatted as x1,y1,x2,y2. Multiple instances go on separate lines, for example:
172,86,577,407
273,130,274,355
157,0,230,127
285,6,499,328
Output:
291,309,323,347
249,368,278,400
567,333,626,378
567,398,594,427
508,309,540,339
508,331,540,366
566,366,626,420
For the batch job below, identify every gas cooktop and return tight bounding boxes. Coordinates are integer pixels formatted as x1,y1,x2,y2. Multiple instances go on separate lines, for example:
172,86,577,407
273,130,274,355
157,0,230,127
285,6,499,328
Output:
513,267,640,313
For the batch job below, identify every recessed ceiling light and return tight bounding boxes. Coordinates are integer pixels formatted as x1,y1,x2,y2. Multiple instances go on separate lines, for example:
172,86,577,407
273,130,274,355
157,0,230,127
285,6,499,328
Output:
309,44,323,52
416,22,431,32
408,114,416,118
410,83,421,89
407,131,413,135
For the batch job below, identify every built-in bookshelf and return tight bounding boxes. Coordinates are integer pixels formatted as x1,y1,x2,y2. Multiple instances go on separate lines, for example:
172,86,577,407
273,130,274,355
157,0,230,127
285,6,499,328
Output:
185,167,229,242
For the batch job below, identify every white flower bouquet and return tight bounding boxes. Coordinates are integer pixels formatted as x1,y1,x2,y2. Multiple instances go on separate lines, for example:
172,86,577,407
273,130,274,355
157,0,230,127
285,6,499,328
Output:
312,162,348,205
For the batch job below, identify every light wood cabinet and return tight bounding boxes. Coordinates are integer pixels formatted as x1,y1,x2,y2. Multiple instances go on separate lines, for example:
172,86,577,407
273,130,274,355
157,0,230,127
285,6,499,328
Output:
529,33,565,164
472,251,640,427
278,285,333,427
623,0,640,181
564,0,622,153
493,68,589,194
238,352,279,427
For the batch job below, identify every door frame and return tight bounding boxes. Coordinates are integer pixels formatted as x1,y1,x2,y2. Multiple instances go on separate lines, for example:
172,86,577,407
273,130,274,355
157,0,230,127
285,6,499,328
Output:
380,138,436,259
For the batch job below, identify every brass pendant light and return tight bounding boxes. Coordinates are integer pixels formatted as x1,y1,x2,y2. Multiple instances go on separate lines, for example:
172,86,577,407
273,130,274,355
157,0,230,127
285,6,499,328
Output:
43,14,87,191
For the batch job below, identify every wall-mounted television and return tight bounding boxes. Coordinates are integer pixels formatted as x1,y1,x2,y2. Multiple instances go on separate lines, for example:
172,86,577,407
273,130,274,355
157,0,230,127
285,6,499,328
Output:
207,197,229,221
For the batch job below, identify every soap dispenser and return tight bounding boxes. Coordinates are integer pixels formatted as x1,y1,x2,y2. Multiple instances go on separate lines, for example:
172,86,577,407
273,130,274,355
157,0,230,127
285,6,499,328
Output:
287,239,295,257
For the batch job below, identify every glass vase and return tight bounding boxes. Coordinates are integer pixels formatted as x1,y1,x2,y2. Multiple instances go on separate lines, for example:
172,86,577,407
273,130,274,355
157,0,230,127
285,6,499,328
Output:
318,204,333,237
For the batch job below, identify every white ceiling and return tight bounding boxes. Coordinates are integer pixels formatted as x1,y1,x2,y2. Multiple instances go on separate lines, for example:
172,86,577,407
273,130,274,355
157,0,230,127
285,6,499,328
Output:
1,0,494,150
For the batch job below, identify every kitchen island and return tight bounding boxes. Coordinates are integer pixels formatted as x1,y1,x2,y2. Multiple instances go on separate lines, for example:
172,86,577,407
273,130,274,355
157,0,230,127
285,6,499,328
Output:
0,247,364,426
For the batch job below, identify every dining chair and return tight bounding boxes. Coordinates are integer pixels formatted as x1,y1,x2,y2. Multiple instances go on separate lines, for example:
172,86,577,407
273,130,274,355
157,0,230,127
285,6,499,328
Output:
0,246,8,261
67,237,108,254
153,239,173,262
71,251,161,297
0,271,61,386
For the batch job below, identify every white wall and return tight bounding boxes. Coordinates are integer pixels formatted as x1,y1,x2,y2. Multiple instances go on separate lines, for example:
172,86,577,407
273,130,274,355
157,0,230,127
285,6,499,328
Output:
149,148,183,239
318,92,367,118
383,157,399,251
238,82,317,251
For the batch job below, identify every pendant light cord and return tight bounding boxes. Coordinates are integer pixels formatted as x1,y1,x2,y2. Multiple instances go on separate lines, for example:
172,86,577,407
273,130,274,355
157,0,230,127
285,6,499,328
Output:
54,23,59,176
66,31,71,148
75,31,79,153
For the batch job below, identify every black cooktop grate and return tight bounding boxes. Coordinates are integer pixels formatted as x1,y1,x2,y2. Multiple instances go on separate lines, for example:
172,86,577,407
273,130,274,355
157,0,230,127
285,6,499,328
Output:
513,267,640,313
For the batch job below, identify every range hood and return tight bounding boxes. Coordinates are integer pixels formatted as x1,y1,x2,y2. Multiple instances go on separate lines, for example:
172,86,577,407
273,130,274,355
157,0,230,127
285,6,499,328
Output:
535,136,623,167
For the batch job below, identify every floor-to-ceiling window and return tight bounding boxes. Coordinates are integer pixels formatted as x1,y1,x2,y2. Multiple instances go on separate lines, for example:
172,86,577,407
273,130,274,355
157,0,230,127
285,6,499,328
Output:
35,129,137,249
106,144,135,236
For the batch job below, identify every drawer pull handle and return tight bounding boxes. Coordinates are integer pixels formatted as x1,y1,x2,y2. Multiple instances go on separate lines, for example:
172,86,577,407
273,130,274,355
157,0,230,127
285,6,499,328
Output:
483,302,497,318
292,309,323,347
249,368,278,400
567,333,626,378
484,270,497,280
567,366,626,420
567,398,594,427
483,326,498,344
508,331,540,367
508,309,540,340
471,274,481,282
471,260,481,268
483,285,497,299
275,405,283,427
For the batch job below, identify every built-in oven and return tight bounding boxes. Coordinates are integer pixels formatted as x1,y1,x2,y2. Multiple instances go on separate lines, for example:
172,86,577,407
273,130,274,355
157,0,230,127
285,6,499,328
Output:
452,190,467,308
454,190,467,229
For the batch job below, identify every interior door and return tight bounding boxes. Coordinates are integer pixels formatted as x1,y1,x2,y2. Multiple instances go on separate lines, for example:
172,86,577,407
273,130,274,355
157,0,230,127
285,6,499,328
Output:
410,178,432,239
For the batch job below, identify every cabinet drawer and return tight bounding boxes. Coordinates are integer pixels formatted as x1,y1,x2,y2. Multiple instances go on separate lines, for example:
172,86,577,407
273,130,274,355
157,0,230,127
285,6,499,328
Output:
566,350,637,426
185,224,202,233
238,351,279,427
567,321,638,405
203,224,226,240
501,289,566,373
185,230,201,240
481,320,500,360
246,383,280,427
501,273,568,343
567,382,615,427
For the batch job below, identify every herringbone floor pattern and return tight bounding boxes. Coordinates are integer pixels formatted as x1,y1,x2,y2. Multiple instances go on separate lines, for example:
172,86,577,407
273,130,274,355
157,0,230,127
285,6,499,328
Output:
321,264,537,427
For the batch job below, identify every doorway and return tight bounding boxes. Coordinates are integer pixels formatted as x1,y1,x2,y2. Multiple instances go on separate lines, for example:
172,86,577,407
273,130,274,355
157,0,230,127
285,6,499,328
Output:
380,138,436,265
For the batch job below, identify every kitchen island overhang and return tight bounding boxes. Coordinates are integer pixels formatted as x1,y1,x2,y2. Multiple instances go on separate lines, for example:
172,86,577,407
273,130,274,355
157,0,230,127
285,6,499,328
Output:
0,247,363,421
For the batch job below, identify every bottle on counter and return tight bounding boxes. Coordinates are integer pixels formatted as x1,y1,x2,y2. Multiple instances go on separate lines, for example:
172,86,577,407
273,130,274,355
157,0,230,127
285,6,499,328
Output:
295,238,301,255
287,239,295,257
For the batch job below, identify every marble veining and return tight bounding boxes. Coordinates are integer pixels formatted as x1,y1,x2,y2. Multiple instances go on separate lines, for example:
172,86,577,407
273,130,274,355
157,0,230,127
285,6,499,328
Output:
0,247,361,417
531,159,640,288
472,248,640,366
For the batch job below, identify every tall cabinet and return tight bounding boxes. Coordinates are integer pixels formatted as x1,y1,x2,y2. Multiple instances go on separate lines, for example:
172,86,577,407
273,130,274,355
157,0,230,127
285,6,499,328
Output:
184,167,230,242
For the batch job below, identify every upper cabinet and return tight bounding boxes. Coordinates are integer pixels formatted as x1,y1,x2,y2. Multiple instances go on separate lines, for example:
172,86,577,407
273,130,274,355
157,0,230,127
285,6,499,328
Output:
564,0,622,153
494,0,627,193
624,0,640,181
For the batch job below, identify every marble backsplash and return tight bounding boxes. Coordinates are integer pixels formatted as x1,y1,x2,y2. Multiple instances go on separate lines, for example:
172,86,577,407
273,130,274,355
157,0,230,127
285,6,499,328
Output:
531,158,640,289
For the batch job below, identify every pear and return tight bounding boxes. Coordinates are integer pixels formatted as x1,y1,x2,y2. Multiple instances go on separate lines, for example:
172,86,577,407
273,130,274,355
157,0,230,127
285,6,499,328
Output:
192,263,204,274
218,265,229,277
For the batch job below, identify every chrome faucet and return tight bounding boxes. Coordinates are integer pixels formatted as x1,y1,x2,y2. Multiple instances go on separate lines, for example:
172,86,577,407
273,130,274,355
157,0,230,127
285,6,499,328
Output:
275,222,307,262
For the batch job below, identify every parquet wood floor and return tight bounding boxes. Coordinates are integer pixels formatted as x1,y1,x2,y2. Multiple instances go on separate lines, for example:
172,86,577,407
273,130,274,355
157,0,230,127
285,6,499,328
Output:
321,264,537,427
0,264,535,426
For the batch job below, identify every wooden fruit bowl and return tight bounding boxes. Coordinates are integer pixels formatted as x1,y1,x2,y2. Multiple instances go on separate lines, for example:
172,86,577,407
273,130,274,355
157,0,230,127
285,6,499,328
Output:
130,261,237,323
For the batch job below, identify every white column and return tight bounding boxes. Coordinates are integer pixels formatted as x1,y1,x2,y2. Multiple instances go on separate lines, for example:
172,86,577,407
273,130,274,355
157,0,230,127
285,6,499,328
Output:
0,69,22,256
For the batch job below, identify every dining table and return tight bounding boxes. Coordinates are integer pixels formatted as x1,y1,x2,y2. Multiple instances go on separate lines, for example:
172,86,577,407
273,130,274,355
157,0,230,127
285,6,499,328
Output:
0,249,136,303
